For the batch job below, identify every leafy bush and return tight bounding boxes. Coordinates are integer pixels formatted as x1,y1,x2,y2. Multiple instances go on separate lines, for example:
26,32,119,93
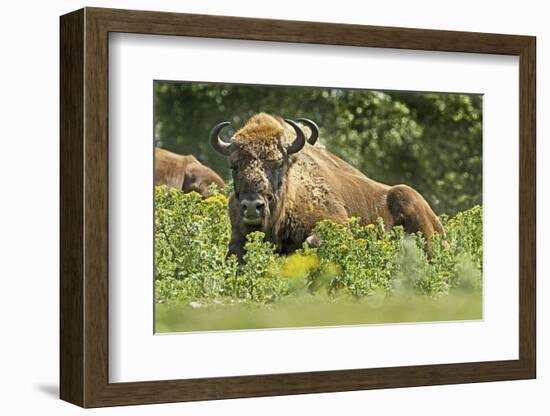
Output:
300,218,403,298
155,186,483,305
155,187,234,303
223,232,289,303
155,186,288,304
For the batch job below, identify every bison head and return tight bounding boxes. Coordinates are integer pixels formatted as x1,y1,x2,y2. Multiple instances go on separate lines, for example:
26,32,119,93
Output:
210,113,307,230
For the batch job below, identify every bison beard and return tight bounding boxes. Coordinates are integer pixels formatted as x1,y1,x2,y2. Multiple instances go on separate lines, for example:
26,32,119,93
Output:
210,113,445,260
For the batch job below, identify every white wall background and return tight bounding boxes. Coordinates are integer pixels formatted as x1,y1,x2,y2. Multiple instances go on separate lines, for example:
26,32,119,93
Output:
0,0,545,414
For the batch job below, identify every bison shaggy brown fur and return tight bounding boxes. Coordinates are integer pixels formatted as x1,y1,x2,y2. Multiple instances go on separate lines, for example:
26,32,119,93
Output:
155,147,224,198
210,113,445,258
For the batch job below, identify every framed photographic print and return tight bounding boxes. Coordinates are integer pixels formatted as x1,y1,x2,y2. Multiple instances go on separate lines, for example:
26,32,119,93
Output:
60,7,536,408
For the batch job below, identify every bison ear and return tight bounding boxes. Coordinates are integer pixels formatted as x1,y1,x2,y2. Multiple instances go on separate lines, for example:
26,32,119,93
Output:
284,119,306,155
210,121,232,155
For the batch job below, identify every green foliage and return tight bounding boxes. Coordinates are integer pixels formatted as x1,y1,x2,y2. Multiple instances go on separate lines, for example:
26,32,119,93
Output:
444,205,483,269
301,218,403,298
154,83,481,216
396,206,483,295
155,187,287,304
223,232,289,303
155,187,235,303
155,186,483,306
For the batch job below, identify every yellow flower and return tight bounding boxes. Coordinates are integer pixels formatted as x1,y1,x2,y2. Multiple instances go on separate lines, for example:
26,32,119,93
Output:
281,254,319,279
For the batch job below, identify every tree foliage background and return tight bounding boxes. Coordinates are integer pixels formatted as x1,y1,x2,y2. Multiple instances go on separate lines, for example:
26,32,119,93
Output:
154,82,482,216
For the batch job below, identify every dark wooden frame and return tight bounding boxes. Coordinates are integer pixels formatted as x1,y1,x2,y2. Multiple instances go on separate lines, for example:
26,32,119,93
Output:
60,7,536,408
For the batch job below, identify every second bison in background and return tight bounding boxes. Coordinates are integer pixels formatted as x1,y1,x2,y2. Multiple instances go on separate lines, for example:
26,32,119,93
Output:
155,148,224,198
210,113,445,258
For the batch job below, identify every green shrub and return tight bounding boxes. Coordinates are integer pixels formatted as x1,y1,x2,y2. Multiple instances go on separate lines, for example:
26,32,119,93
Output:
397,232,457,295
300,218,403,298
397,206,482,295
223,232,289,303
155,187,288,304
155,187,234,303
444,205,483,269
155,185,483,305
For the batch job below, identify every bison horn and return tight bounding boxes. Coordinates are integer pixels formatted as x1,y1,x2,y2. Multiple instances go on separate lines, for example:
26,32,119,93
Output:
209,121,232,155
284,119,306,154
296,118,319,145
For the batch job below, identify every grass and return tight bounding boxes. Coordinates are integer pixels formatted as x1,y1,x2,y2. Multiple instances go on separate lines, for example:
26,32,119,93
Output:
156,290,482,333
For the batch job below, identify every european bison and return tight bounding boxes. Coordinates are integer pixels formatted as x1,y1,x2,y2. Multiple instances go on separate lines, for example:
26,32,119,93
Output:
155,147,224,198
210,113,444,258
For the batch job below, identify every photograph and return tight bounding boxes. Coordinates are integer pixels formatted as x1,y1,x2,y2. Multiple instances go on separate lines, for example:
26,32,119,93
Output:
153,81,483,333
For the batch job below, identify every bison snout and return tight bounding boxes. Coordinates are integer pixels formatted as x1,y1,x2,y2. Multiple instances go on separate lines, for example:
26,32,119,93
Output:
241,198,264,215
240,197,265,225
